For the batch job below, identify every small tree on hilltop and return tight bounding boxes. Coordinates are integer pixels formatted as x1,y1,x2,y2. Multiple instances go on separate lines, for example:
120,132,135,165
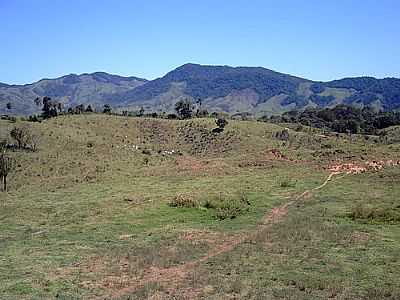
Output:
216,118,228,130
175,99,194,119
213,117,229,133
34,96,62,119
85,105,93,113
138,106,145,117
103,104,112,114
0,152,14,192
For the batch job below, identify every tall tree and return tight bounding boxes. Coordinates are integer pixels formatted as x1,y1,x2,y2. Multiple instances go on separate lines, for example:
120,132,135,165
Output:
175,99,194,119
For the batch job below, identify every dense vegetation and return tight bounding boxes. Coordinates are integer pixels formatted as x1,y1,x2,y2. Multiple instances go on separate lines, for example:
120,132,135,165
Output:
266,105,400,134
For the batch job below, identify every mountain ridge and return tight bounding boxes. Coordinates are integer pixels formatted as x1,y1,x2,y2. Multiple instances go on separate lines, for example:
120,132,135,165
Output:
1,64,400,115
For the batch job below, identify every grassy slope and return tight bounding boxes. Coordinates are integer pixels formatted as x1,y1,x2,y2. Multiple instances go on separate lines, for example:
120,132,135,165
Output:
0,115,399,299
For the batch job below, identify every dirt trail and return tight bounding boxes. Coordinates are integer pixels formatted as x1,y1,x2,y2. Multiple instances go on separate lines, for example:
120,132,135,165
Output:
103,160,399,299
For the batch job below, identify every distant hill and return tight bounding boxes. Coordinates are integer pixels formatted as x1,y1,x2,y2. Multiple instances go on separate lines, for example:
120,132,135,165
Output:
0,72,147,115
98,64,400,115
1,64,400,115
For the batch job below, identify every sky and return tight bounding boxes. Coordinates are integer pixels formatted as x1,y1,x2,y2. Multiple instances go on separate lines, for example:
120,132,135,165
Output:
0,0,399,84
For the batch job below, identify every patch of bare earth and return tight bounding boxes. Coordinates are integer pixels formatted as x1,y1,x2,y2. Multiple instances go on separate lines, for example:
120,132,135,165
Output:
174,156,234,177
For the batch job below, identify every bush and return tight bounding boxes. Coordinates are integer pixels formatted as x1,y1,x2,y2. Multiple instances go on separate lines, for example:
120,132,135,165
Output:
10,125,40,151
168,193,198,208
350,204,400,224
204,192,250,220
142,149,151,155
275,128,290,141
279,177,297,188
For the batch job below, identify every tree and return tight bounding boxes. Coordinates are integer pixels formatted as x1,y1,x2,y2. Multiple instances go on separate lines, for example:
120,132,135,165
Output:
34,97,41,107
0,152,14,192
34,96,62,119
85,105,93,113
138,106,145,117
10,126,30,149
103,104,112,114
175,99,194,119
9,126,38,150
74,104,85,114
213,117,229,133
196,109,209,118
215,118,228,130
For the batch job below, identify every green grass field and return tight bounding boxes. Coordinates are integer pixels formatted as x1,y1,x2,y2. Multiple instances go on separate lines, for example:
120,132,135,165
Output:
1,115,399,299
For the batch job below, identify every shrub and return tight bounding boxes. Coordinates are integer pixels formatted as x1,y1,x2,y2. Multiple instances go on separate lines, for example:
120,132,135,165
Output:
279,177,297,188
203,192,250,220
142,149,151,155
350,204,400,224
10,126,30,149
168,193,198,208
10,125,40,151
215,118,228,130
275,128,290,141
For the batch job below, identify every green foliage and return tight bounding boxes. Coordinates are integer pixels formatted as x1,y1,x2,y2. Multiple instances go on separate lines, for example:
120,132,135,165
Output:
269,104,400,134
325,77,400,110
278,177,297,188
10,125,39,151
350,204,400,224
215,118,228,130
103,104,112,114
168,193,198,208
175,99,194,119
202,192,251,220
35,96,63,119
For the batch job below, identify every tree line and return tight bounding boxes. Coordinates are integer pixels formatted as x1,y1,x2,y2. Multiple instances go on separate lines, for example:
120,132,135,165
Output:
263,105,400,135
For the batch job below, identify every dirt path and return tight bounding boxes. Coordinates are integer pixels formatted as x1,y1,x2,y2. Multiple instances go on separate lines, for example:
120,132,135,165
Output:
103,160,399,299
105,172,344,299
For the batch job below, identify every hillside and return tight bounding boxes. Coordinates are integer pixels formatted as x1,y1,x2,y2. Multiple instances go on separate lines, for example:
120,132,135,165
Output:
1,64,400,116
0,72,147,115
1,115,400,299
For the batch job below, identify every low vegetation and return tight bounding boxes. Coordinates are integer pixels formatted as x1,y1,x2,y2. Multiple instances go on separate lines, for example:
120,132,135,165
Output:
0,113,399,299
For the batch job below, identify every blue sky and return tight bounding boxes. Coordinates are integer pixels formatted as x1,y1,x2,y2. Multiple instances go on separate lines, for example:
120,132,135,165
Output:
0,0,399,84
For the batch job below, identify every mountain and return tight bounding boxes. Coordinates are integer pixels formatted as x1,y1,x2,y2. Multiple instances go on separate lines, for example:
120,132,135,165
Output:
1,64,400,116
0,72,147,115
110,64,400,115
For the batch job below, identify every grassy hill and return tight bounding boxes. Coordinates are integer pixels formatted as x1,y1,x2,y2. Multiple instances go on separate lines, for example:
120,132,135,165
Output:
1,115,400,299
